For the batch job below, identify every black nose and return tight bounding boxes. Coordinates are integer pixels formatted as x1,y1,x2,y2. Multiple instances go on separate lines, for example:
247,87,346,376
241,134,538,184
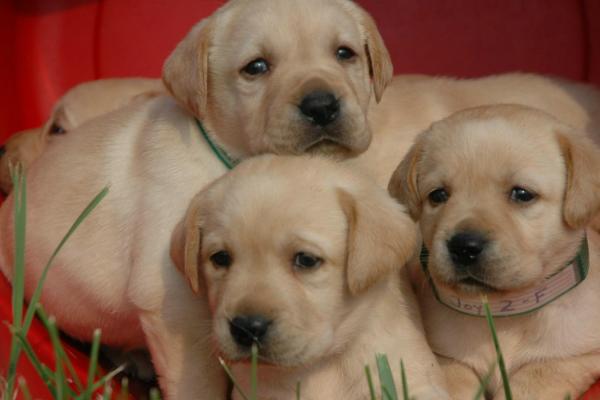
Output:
0,145,5,157
229,315,272,348
299,91,340,126
447,232,488,267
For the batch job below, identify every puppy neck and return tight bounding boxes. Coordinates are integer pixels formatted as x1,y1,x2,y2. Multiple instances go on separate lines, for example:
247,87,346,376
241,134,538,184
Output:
195,118,240,169
421,235,590,318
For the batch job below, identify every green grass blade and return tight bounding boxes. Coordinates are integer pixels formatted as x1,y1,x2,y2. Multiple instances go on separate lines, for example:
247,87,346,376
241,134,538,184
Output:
5,166,27,398
18,377,32,400
149,387,162,400
400,360,410,400
11,330,56,397
296,381,301,400
46,316,69,399
36,306,84,392
81,329,102,399
219,357,250,400
250,343,258,400
74,365,125,400
473,362,496,400
483,301,512,400
101,383,113,400
365,366,377,400
376,354,398,400
119,377,130,400
21,187,109,336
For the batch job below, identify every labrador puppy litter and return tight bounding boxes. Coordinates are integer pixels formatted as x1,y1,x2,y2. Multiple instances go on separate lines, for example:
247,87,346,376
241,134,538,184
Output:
2,0,600,397
0,1,392,397
389,104,600,399
171,155,450,400
0,78,163,194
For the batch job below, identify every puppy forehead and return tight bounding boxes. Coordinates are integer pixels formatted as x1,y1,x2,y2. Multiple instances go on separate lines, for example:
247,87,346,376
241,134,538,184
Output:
203,157,351,250
420,116,565,188
216,0,362,54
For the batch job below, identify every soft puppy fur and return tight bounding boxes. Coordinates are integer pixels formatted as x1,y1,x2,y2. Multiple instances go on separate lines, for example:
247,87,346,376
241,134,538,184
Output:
388,105,600,399
170,155,450,400
0,1,391,398
3,0,600,397
0,78,163,194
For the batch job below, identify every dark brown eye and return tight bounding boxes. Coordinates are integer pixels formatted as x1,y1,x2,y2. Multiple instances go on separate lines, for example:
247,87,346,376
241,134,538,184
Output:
336,46,356,61
510,187,536,203
210,250,232,268
49,123,66,135
241,58,270,76
293,252,322,269
428,188,450,205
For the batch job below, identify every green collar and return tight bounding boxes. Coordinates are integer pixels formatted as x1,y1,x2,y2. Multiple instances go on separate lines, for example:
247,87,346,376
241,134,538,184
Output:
196,119,239,170
420,236,590,317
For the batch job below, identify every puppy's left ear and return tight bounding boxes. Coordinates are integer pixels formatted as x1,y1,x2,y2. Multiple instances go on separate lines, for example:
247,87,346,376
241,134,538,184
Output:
557,132,600,229
387,136,426,220
170,192,208,294
162,18,214,117
338,187,417,295
350,4,393,103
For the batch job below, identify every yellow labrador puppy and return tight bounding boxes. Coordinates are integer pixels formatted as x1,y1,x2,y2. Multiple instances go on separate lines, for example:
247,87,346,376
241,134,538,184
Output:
0,78,162,194
388,105,600,399
0,1,392,398
170,155,450,400
1,0,600,397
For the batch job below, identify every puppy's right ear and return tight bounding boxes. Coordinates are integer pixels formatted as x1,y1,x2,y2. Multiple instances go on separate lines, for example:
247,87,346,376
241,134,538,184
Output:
170,193,207,294
162,18,214,117
388,138,425,220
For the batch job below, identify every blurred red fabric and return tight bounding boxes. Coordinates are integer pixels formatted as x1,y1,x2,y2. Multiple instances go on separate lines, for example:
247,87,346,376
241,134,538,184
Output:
1,1,600,398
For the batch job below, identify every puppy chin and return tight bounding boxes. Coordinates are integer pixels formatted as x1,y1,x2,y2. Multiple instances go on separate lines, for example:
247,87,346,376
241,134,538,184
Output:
430,260,544,298
264,117,371,159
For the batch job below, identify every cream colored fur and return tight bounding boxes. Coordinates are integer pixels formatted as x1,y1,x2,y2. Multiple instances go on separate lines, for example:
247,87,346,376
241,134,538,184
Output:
389,105,600,399
170,155,450,400
1,0,600,398
0,78,163,194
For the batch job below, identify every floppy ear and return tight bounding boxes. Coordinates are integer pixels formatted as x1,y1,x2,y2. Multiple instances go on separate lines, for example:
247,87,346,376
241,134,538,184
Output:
162,18,214,117
557,132,600,229
353,6,393,103
337,187,417,295
170,193,207,294
387,138,426,221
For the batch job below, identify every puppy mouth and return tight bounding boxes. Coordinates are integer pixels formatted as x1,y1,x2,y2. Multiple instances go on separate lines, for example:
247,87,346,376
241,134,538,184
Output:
303,137,356,158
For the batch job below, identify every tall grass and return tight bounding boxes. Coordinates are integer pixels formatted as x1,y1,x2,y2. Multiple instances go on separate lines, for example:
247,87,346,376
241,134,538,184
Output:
2,166,124,399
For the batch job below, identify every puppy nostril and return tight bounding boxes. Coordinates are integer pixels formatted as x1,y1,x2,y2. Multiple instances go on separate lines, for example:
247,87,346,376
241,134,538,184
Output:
447,232,488,267
299,90,340,127
229,315,272,348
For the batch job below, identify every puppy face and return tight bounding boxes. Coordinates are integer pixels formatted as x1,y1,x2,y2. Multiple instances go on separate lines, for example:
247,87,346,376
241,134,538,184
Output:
389,105,600,296
163,0,393,159
171,156,415,366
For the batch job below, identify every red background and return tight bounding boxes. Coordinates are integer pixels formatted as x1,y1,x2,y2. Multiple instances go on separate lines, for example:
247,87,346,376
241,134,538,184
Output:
1,0,600,398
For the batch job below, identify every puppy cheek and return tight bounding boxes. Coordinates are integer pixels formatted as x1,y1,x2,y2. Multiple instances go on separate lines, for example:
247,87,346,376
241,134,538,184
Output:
213,307,237,356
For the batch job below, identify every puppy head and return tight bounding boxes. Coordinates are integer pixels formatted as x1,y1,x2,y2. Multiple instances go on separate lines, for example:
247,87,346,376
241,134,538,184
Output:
0,79,164,195
162,0,392,159
43,78,164,137
170,155,415,366
389,105,600,296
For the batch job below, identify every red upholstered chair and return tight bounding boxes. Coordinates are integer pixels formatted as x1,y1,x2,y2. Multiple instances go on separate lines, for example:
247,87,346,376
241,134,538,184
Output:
1,1,599,398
